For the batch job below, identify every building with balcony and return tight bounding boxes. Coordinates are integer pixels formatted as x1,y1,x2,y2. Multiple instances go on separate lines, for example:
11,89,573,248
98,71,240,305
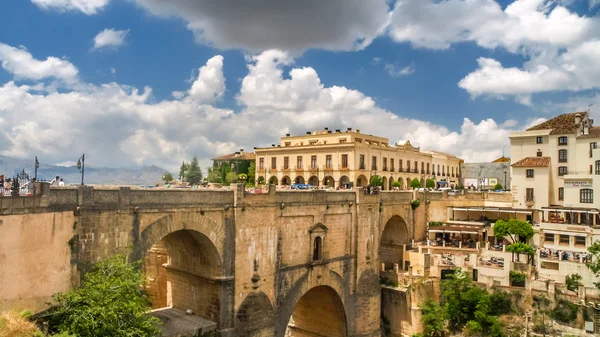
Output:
510,112,600,288
253,128,463,189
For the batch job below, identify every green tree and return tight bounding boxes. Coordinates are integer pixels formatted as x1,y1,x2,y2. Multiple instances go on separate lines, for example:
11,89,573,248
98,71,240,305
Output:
442,268,505,336
420,298,446,337
187,156,203,185
207,167,222,183
257,176,265,185
226,171,238,184
426,178,435,189
586,240,600,288
179,161,189,182
162,172,173,184
493,219,534,262
410,178,421,189
370,175,383,187
494,183,503,190
565,273,583,291
247,161,256,185
238,173,248,183
48,254,161,337
392,181,401,189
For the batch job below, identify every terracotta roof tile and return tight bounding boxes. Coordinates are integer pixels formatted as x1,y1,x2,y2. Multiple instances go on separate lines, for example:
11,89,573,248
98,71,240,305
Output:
511,156,551,168
211,152,256,161
526,112,587,135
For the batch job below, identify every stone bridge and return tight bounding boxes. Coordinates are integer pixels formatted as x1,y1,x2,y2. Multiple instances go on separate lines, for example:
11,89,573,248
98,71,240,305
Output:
0,184,509,336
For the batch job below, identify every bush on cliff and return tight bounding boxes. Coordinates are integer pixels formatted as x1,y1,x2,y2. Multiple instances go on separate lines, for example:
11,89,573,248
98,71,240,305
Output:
47,254,161,337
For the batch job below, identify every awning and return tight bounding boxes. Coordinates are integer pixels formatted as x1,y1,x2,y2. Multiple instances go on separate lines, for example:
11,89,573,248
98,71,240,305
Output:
461,231,480,235
498,210,533,214
543,230,588,237
428,229,479,234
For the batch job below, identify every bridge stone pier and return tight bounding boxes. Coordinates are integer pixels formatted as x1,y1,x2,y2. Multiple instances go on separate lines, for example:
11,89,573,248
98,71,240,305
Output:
0,183,509,336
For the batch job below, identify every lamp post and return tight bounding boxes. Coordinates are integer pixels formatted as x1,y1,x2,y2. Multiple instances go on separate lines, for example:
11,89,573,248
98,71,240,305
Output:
34,156,39,180
77,154,85,185
504,171,507,190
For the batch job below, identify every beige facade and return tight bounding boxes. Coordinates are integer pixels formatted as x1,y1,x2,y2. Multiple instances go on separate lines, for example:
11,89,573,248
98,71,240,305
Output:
254,128,463,190
510,112,600,288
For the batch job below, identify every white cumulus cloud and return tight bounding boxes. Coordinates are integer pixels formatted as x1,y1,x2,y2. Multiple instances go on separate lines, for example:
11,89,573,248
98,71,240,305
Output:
0,44,531,171
31,0,109,15
92,29,130,51
0,42,78,83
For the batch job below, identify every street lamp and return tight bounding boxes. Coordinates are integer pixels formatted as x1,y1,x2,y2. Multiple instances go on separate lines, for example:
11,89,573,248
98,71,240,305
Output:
77,154,85,185
504,171,507,190
34,156,39,180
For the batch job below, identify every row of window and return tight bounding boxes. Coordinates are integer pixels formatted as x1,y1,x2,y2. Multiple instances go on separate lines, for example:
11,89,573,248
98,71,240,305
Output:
536,136,569,145
260,155,343,170
544,233,586,246
526,187,592,203
258,155,460,176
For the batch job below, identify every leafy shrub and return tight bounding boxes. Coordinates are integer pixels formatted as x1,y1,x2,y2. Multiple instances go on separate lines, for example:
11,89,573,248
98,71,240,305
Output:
411,199,421,209
509,271,526,287
565,273,582,292
392,181,401,188
370,175,384,187
48,254,161,337
489,291,512,315
550,300,578,323
494,183,503,190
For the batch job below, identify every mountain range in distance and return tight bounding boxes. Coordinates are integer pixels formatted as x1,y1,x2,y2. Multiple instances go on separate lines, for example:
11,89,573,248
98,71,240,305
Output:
0,155,168,186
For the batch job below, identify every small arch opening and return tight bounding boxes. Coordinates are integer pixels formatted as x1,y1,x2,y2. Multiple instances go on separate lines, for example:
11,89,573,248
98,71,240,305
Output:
313,237,323,261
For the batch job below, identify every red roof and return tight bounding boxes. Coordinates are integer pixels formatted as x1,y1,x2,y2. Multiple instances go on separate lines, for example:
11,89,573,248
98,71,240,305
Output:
526,112,587,135
211,152,256,161
511,157,551,168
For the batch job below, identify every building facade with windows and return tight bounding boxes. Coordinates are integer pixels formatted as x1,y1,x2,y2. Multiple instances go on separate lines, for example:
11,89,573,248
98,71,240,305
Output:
510,112,600,288
253,128,463,189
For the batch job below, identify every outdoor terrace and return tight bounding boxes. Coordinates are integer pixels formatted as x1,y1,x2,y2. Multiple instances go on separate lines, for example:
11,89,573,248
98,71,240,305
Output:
448,206,536,225
540,206,600,228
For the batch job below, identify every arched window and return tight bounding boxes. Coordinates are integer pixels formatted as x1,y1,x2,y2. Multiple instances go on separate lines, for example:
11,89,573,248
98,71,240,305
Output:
313,237,322,261
581,189,593,203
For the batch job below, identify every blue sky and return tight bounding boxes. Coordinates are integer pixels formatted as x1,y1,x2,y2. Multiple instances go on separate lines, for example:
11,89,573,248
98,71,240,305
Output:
1,0,600,171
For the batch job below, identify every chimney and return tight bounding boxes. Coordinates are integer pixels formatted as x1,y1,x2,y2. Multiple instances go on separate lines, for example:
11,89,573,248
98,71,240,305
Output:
272,144,275,147
253,147,257,149
328,130,332,134
240,149,244,154
234,151,240,155
324,127,329,131
336,129,341,133
286,133,291,137
575,113,582,125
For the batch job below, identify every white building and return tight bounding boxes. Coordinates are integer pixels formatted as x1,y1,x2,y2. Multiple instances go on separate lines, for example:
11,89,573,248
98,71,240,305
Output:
510,112,600,288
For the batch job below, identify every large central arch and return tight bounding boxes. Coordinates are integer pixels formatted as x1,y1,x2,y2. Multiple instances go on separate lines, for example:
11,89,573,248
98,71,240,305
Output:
379,215,410,272
284,285,348,337
140,215,228,329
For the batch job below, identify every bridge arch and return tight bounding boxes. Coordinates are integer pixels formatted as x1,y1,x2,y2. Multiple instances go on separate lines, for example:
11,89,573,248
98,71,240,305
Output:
380,215,410,272
140,214,228,328
235,291,275,337
276,269,350,337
